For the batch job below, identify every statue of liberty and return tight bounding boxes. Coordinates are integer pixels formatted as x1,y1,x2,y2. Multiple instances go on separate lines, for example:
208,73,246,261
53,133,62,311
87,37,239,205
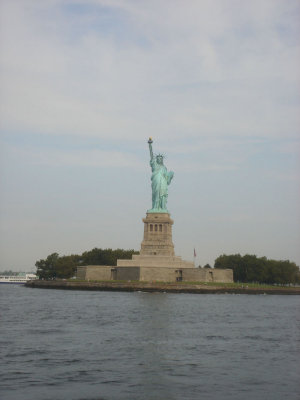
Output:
147,138,174,213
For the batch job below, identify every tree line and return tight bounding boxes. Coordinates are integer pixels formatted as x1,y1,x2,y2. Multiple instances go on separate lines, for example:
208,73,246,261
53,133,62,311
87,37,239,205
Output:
214,254,300,285
0,270,20,276
36,249,299,285
35,248,138,280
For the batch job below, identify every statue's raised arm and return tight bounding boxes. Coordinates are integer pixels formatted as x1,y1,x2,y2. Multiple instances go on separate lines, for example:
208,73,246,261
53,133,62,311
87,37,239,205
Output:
148,137,154,160
147,138,174,214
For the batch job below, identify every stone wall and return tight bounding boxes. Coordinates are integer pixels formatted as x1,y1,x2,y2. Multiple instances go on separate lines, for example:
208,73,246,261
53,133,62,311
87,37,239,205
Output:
182,268,233,283
115,267,140,281
76,266,87,280
76,266,233,283
139,267,178,282
208,268,233,283
85,265,112,281
182,268,207,282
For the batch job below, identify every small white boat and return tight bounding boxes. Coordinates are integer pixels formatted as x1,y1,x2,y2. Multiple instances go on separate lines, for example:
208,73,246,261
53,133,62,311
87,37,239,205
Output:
0,274,37,284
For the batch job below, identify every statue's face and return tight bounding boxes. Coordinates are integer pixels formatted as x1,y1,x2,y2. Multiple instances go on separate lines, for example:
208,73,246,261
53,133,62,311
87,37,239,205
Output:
156,156,163,164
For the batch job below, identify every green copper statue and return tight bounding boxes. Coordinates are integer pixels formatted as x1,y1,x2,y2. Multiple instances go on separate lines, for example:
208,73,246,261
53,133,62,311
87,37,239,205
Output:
148,137,174,213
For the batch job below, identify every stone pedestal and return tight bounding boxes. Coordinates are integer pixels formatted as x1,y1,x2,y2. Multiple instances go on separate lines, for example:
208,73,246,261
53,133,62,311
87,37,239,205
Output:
117,212,194,269
140,213,175,256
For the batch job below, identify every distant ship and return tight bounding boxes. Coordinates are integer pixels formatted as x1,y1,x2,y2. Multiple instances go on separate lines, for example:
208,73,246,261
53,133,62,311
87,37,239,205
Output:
0,274,37,284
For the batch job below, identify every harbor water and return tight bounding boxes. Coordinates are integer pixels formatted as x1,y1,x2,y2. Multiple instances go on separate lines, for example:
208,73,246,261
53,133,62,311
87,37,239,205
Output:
0,285,299,400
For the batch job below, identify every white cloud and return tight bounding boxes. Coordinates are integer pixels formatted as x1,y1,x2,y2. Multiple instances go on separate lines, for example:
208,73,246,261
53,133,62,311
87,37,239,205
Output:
0,0,299,141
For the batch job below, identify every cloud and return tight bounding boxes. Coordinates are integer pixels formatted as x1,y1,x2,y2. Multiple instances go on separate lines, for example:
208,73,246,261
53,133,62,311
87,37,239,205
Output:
0,0,299,141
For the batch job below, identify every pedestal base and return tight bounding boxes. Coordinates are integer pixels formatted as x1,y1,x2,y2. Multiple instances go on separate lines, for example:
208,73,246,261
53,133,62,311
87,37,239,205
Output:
117,212,193,269
140,212,175,256
117,254,194,269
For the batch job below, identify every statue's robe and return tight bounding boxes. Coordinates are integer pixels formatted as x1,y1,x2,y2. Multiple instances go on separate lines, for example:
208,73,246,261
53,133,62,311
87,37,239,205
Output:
150,159,173,210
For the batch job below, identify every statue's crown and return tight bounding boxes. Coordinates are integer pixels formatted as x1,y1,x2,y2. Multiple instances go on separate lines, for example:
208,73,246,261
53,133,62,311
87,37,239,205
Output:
156,153,164,158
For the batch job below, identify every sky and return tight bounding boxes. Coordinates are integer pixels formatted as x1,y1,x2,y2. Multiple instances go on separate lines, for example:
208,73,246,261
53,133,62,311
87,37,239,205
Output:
0,0,299,272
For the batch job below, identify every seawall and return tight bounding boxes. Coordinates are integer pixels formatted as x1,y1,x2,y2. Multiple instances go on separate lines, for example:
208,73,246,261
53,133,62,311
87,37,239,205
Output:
25,280,300,295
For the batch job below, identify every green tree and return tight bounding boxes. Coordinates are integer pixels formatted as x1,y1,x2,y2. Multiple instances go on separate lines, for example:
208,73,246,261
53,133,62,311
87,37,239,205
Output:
36,253,59,280
214,254,243,281
54,255,80,278
81,247,137,266
0,270,17,276
266,260,299,285
214,254,299,285
35,248,139,279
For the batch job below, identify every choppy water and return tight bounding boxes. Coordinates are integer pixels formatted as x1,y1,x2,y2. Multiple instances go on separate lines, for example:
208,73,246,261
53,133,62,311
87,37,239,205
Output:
0,285,299,400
